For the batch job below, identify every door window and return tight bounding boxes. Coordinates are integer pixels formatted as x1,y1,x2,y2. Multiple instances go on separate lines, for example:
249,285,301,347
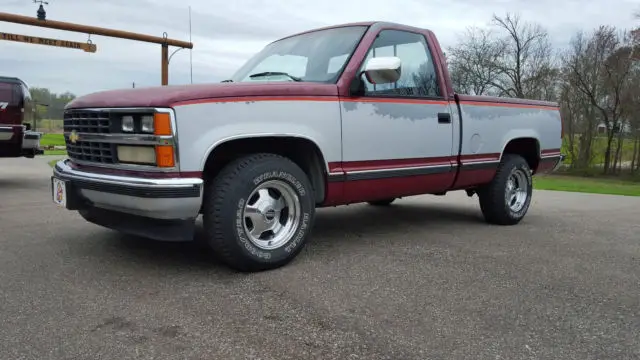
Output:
359,30,441,98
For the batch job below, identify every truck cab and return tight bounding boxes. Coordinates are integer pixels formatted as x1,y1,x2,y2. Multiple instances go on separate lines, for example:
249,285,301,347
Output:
0,76,43,158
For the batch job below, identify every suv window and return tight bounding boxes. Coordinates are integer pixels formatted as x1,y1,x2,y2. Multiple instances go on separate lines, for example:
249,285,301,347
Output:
359,30,441,98
0,82,18,105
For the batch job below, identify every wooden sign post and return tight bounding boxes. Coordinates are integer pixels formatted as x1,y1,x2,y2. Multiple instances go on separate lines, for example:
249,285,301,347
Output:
0,12,193,86
1,31,97,53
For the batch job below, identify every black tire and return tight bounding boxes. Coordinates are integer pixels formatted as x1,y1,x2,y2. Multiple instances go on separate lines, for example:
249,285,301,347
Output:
367,198,396,206
202,153,315,272
477,154,533,225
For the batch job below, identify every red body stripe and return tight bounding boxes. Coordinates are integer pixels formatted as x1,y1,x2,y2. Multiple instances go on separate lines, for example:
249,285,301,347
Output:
172,96,559,111
541,148,561,155
329,153,501,173
459,101,559,110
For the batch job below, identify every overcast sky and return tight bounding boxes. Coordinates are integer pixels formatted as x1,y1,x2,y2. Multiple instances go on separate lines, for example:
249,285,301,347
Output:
1,0,638,96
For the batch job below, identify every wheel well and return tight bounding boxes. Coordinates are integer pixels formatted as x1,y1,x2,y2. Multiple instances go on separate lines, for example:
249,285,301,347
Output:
502,138,540,171
202,137,328,204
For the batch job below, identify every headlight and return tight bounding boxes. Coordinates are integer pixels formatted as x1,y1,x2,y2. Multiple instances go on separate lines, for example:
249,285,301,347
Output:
117,145,156,164
141,115,154,133
122,116,134,132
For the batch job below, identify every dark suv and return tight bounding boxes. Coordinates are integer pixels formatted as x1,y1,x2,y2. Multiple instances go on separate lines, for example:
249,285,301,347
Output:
0,76,42,158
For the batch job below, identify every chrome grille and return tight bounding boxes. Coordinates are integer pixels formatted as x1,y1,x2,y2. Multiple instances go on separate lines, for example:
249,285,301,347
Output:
63,110,111,134
65,139,116,164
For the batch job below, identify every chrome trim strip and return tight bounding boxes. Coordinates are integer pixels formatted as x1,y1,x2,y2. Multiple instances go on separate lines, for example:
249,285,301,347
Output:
54,159,201,188
346,163,454,175
68,159,177,173
460,160,500,165
64,107,156,113
62,132,175,146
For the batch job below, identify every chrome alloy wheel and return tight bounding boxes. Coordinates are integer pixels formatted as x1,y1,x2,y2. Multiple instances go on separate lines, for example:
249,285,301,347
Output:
242,179,301,250
505,168,529,213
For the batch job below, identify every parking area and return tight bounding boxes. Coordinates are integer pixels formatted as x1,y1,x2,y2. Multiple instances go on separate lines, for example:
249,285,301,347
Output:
1,157,639,360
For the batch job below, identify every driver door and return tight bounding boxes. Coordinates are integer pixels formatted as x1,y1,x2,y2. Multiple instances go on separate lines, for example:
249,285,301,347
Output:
339,28,456,203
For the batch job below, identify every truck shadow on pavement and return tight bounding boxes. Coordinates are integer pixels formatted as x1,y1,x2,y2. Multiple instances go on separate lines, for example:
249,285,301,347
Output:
0,177,46,191
311,202,484,239
102,201,485,271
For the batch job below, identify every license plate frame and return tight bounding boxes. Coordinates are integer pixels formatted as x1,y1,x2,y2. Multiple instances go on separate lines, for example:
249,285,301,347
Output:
51,176,68,208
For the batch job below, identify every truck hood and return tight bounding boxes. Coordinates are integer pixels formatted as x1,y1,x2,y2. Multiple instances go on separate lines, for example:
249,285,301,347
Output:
66,82,339,109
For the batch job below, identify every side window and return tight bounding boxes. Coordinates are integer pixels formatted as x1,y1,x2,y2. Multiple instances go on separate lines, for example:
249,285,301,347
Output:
12,84,22,105
359,30,441,98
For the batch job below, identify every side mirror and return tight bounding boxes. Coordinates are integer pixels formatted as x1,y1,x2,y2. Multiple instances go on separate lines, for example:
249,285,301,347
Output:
362,56,402,84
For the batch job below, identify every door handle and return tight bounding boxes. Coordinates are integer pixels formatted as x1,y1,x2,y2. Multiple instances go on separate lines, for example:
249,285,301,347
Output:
438,112,451,124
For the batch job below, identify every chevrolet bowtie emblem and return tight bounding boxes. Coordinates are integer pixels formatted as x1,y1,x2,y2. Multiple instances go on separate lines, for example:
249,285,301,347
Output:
69,130,79,144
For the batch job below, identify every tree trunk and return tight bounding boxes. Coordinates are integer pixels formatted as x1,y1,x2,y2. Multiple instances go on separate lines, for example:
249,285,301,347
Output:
578,107,598,169
613,130,625,174
631,134,639,174
604,127,616,174
635,133,640,172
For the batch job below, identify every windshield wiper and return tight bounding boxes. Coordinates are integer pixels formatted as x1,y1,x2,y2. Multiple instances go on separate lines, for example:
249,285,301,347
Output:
221,79,233,83
248,72,302,82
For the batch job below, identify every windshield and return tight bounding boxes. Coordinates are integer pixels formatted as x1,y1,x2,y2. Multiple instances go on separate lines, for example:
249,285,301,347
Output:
230,25,368,83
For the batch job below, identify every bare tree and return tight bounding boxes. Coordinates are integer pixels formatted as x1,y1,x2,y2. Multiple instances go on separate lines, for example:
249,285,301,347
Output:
489,13,556,100
564,26,637,174
626,70,640,172
447,27,505,95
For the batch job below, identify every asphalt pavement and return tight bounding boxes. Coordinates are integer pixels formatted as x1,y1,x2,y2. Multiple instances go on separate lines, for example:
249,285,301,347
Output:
1,156,639,360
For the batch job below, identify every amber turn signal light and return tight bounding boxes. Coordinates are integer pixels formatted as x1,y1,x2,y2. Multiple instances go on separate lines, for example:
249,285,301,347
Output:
154,112,172,136
155,145,175,167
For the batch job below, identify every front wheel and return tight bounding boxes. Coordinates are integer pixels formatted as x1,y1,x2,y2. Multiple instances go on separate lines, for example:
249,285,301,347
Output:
478,154,532,225
202,153,316,272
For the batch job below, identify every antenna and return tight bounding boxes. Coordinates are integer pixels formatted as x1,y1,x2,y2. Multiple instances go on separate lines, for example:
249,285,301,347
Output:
189,6,193,84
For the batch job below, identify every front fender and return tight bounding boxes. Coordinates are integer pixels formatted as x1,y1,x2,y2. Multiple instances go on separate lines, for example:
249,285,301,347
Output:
172,100,342,172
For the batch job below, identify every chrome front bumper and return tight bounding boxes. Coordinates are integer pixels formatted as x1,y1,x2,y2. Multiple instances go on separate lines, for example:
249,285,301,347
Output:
52,159,203,220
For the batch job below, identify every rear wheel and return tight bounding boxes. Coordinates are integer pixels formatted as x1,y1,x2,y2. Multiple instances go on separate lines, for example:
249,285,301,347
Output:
367,198,396,206
202,153,315,272
478,154,532,225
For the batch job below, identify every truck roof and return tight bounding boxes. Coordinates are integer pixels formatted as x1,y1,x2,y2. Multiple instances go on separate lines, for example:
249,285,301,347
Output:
273,21,435,43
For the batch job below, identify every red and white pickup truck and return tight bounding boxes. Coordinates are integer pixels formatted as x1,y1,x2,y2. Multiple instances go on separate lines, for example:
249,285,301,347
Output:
51,21,564,271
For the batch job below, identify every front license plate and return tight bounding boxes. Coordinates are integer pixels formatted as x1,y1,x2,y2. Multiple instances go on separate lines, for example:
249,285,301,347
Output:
52,177,67,208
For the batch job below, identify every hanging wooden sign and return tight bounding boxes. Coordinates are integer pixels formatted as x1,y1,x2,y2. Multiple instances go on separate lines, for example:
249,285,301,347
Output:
0,31,97,53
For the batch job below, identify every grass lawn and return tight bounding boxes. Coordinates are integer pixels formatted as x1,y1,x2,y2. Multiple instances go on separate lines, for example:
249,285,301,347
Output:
40,133,65,146
561,135,638,167
533,175,640,196
39,133,67,156
44,149,68,155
